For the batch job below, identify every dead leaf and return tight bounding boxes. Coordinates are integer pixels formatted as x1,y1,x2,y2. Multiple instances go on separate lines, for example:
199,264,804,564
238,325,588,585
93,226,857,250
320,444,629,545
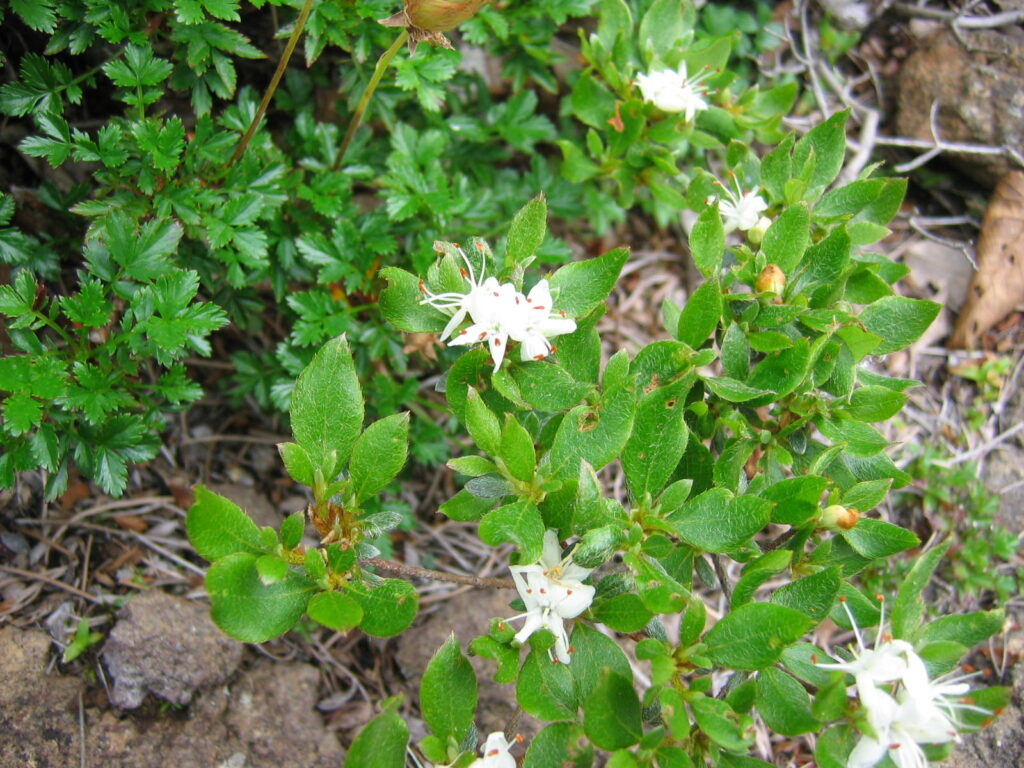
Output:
113,515,148,533
950,171,1024,348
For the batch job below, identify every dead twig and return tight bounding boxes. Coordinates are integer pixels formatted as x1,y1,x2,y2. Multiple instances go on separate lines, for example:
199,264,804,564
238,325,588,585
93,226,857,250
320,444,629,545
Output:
0,564,104,605
363,557,515,590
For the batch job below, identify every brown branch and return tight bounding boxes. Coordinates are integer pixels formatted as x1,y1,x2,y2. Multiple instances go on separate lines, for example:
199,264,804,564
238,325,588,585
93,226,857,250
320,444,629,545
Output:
362,558,514,590
0,564,104,605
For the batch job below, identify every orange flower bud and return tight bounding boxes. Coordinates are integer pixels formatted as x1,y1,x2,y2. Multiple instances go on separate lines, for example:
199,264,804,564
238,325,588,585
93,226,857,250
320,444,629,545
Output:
755,264,786,295
820,504,859,531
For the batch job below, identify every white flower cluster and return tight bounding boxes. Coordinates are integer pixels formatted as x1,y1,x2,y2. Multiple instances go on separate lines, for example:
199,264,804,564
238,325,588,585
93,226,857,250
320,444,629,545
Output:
636,63,714,123
818,597,984,768
705,171,769,235
420,246,576,373
465,732,517,768
503,530,595,664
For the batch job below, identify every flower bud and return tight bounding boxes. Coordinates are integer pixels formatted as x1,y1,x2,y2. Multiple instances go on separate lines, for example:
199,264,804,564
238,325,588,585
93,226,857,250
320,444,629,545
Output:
406,0,488,31
747,215,772,246
380,0,489,51
755,264,786,295
820,504,859,531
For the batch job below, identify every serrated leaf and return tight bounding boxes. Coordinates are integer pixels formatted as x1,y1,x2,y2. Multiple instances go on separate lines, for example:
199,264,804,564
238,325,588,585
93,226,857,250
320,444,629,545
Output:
349,413,409,504
186,485,263,561
420,635,477,743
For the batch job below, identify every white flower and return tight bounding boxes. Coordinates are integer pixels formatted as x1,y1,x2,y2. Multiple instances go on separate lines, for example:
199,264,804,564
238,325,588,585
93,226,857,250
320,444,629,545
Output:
421,253,577,373
466,732,517,768
636,64,713,122
817,595,983,768
447,280,521,372
509,279,577,362
419,246,496,341
504,530,595,664
706,172,769,233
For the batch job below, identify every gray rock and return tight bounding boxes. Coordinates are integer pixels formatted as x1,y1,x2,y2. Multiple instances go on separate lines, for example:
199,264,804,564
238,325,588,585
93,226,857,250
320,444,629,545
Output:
101,590,243,709
897,29,1024,187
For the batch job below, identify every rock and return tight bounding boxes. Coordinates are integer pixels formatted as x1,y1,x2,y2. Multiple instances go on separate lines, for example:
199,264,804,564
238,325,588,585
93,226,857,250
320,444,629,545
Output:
101,590,244,709
949,655,1024,768
896,29,1024,187
0,623,342,767
225,662,344,766
0,626,83,768
394,586,541,740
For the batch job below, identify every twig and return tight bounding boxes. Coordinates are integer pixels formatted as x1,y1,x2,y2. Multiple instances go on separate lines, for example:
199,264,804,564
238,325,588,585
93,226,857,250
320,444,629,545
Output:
78,690,87,768
892,3,1024,28
892,102,1023,173
711,555,733,608
362,557,515,590
0,565,103,604
229,0,316,166
935,422,1024,467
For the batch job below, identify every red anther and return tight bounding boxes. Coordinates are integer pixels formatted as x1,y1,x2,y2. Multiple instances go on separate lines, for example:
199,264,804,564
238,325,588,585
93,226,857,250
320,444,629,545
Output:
515,734,524,744
459,329,468,335
539,588,547,594
559,310,566,317
460,267,469,278
494,338,502,346
418,279,427,295
876,594,885,602
566,590,573,595
838,596,847,603
811,653,818,663
488,750,499,756
498,622,506,631
568,646,575,654
889,744,901,750
534,354,545,360
478,332,488,340
963,664,977,673
526,588,533,594
550,345,558,353
453,242,461,247
534,305,546,310
493,291,499,296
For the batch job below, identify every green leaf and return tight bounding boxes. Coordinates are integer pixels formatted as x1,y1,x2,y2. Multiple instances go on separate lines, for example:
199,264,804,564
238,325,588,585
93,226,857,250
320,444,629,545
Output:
290,336,364,478
841,518,919,559
549,387,636,480
623,376,691,498
11,0,57,31
256,555,288,585
592,591,653,632
439,488,495,522
525,723,592,768
346,698,410,768
464,387,501,455
186,485,263,561
517,648,578,721
279,512,305,551
278,442,314,487
762,204,810,273
762,475,827,527
379,267,447,333
548,247,629,319
689,205,725,277
639,0,686,58
583,669,642,750
839,479,892,512
703,377,772,403
420,634,477,743
511,362,592,412
704,603,813,669
668,490,771,553
500,415,536,482
846,386,907,422
568,623,633,701
353,579,419,637
307,590,363,631
349,413,409,504
505,194,547,270
792,109,848,198
676,279,721,349
732,550,792,607
720,323,750,380
746,339,810,402
690,696,754,752
755,668,820,735
921,609,1004,648
478,500,544,562
891,540,951,640
206,553,316,642
571,72,616,129
771,567,840,622
858,296,941,354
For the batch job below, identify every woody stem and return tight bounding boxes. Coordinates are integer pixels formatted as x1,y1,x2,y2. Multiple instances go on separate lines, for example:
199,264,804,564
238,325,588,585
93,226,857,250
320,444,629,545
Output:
362,557,515,590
